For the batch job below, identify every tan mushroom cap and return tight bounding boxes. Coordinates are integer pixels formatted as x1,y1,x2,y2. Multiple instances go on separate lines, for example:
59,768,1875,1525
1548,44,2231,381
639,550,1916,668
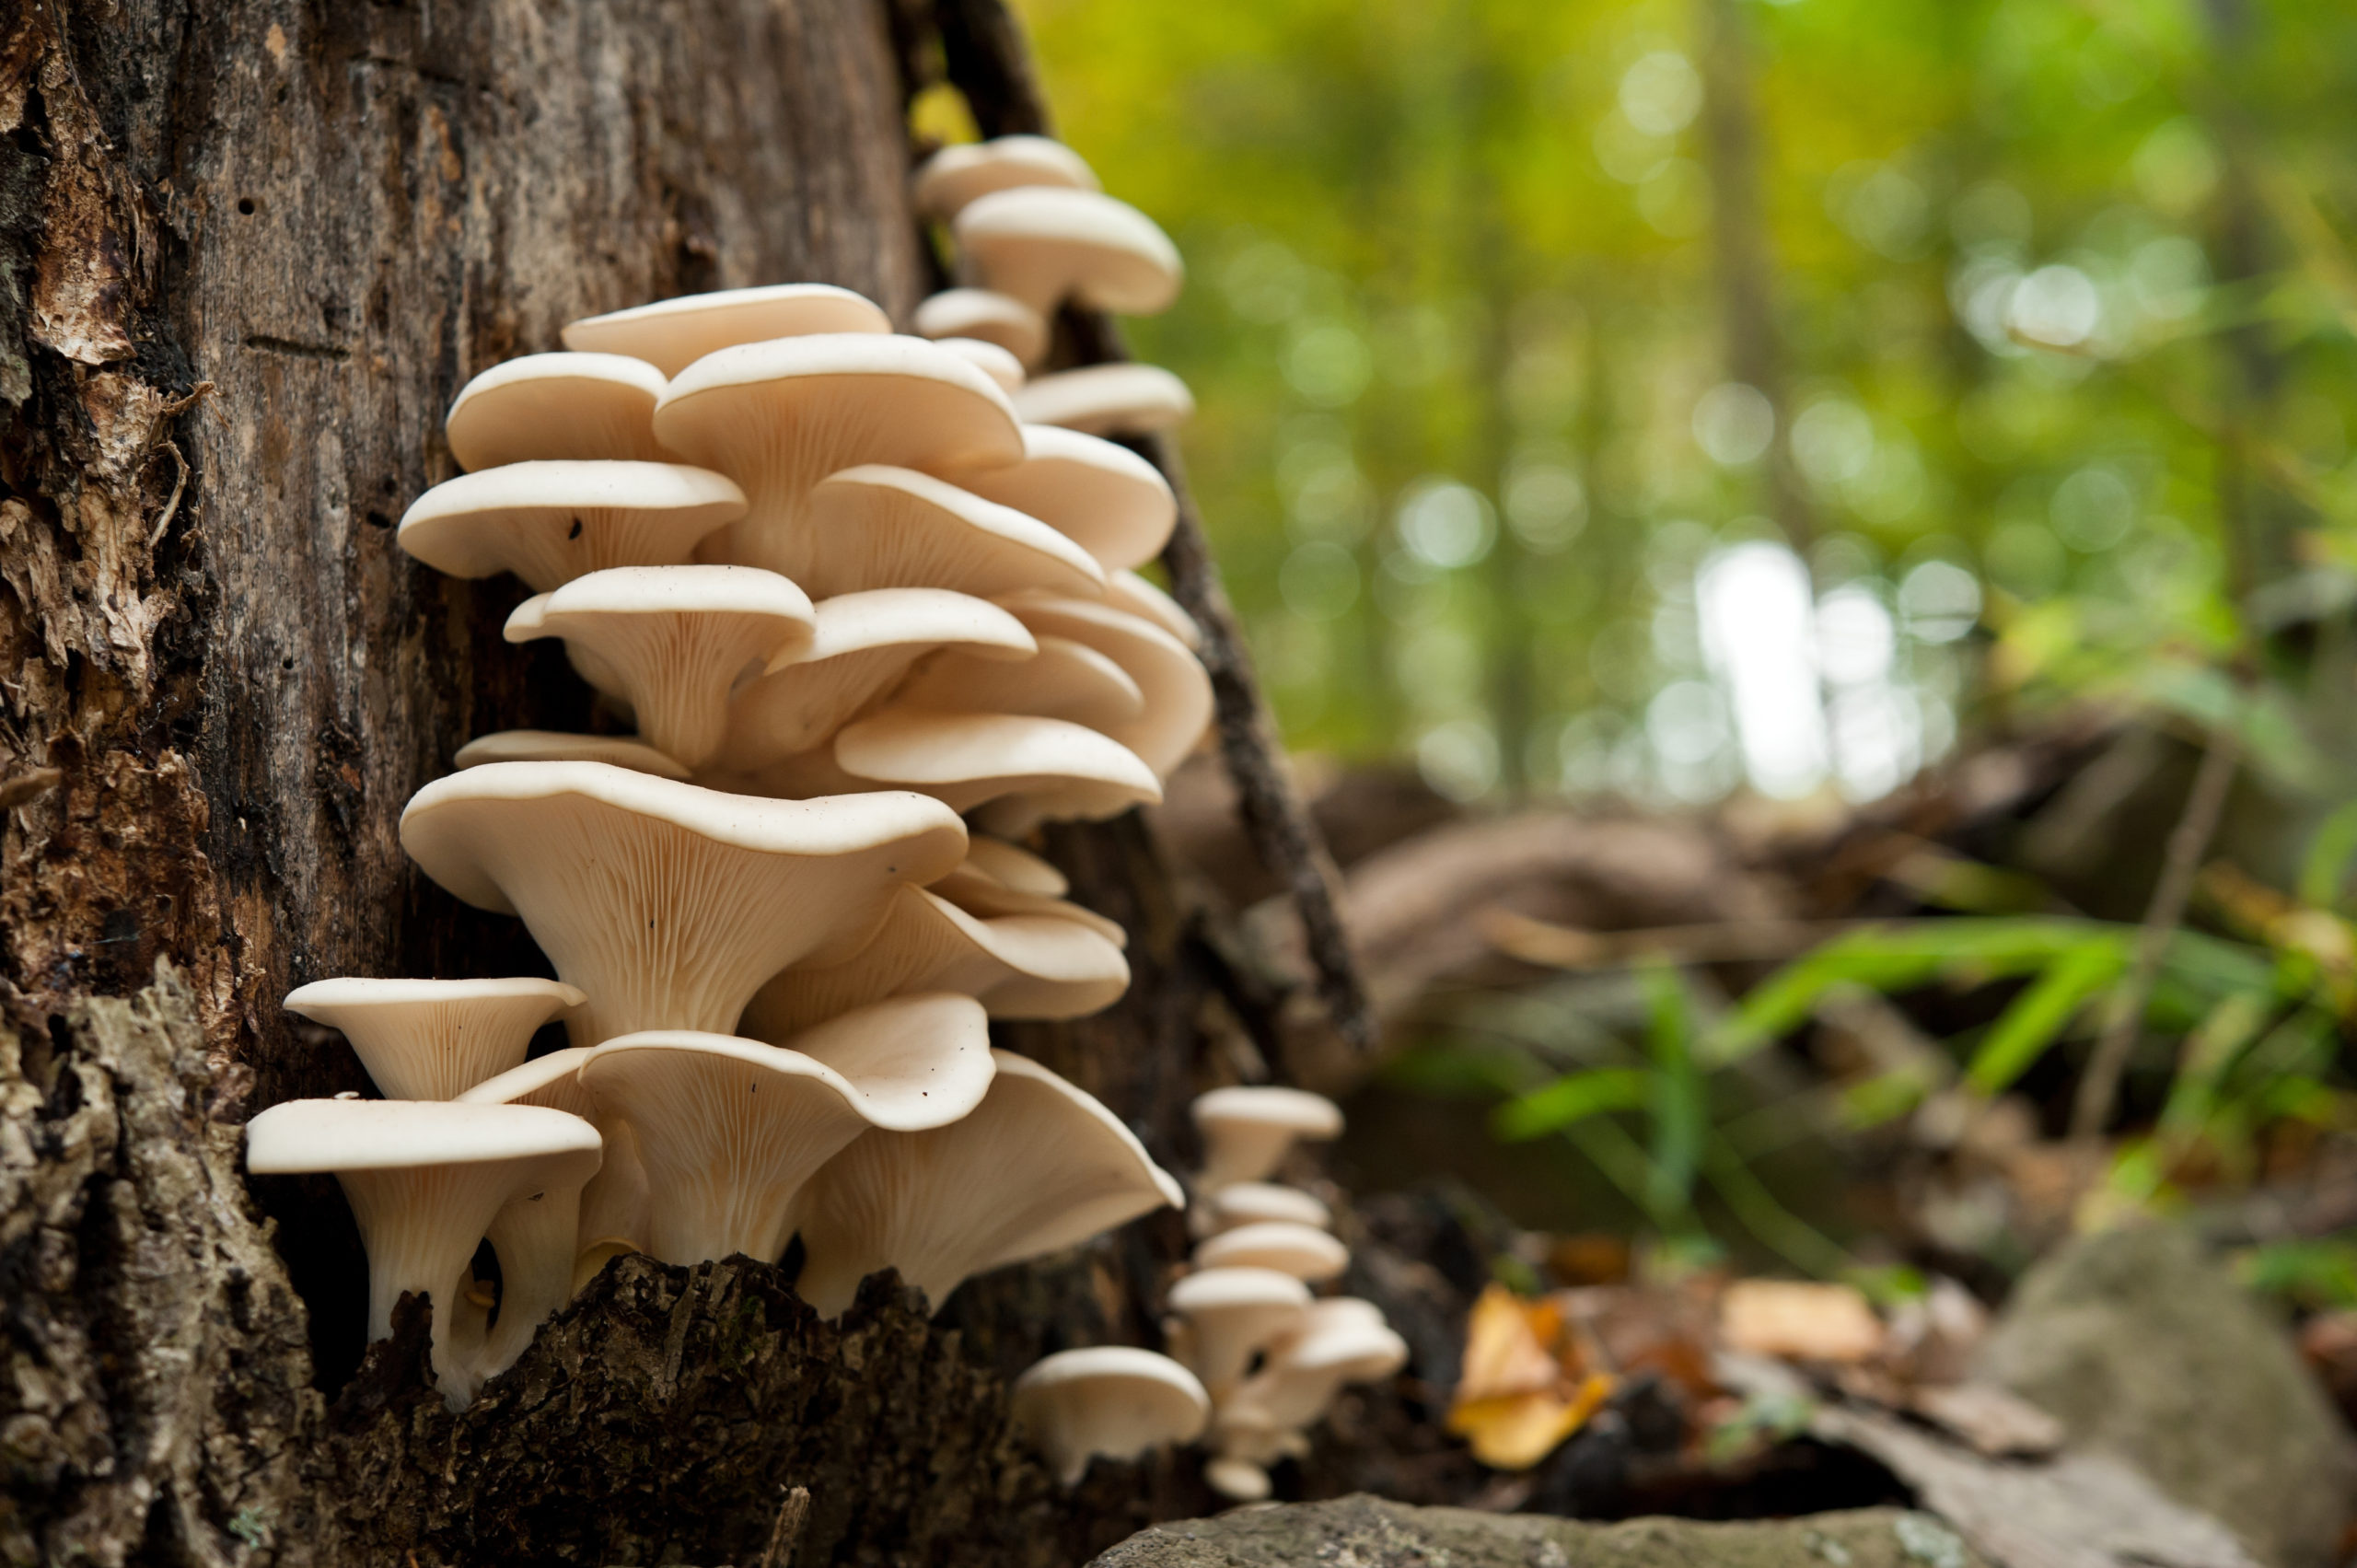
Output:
954,425,1176,572
284,976,585,1101
953,188,1182,317
1193,1220,1349,1283
1204,1455,1273,1503
832,708,1161,817
454,731,691,781
1012,365,1194,436
1011,1347,1209,1487
1004,597,1213,778
1201,1181,1333,1237
505,566,817,770
933,337,1026,394
742,886,1129,1040
401,761,968,1044
1225,1312,1409,1434
911,134,1099,222
1190,1086,1344,1191
397,461,746,592
794,1050,1180,1318
446,354,669,470
1165,1265,1312,1391
930,865,1127,948
652,334,1024,577
577,996,991,1264
1105,569,1203,650
459,1047,647,1290
562,284,890,377
895,635,1144,730
712,588,1036,774
798,466,1104,600
244,1098,601,1401
960,835,1068,896
911,288,1048,367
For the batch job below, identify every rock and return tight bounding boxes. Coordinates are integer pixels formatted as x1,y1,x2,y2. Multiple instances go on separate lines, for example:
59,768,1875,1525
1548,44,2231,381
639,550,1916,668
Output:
1090,1493,1988,1568
1975,1224,2355,1568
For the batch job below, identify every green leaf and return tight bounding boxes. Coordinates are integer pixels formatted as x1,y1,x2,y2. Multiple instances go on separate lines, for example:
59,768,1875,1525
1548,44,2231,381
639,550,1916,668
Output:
1643,964,1704,1221
1492,1067,1651,1141
2300,799,2357,910
1962,939,2128,1097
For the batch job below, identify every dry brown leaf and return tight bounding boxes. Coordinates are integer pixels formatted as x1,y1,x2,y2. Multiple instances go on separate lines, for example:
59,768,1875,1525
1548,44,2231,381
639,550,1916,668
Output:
1719,1279,1885,1364
1446,1376,1615,1469
1455,1284,1567,1402
1446,1285,1618,1469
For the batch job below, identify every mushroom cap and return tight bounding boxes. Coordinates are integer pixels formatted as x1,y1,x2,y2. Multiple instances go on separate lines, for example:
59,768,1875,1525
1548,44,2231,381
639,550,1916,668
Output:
954,425,1176,572
1202,1181,1333,1237
1203,1457,1272,1502
504,565,817,769
400,761,967,1042
929,866,1127,948
743,886,1130,1040
832,709,1161,817
283,976,586,1102
911,134,1099,222
793,1050,1181,1318
579,1000,991,1264
457,1046,598,1119
446,354,669,470
932,336,1027,394
454,731,693,781
459,1047,650,1279
1011,365,1193,436
895,635,1144,730
245,1096,602,1174
714,588,1036,772
1011,1346,1209,1486
397,461,747,592
1164,1265,1313,1389
911,288,1048,367
561,284,890,377
1225,1316,1409,1434
798,465,1104,599
652,334,1025,577
1002,598,1212,778
953,188,1182,317
1193,1220,1350,1283
1193,1086,1344,1140
1303,1296,1391,1335
1104,568,1204,651
960,835,1068,896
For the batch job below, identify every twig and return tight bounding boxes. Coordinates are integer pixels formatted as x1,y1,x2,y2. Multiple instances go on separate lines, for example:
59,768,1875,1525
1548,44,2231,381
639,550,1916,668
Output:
143,380,215,548
757,1484,811,1568
2068,724,2242,1142
928,0,1375,1056
1483,909,1865,970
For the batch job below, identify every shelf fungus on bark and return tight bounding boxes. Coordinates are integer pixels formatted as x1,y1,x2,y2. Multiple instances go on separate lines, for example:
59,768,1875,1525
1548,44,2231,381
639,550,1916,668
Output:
283,976,586,1101
951,424,1177,572
562,282,890,376
1011,364,1195,437
398,460,747,590
445,352,670,470
911,287,1050,368
1190,1086,1345,1193
243,1098,601,1407
1012,1348,1209,1487
951,187,1183,319
790,1050,1180,1318
912,134,1101,224
1192,1220,1350,1283
400,761,966,1044
796,465,1104,599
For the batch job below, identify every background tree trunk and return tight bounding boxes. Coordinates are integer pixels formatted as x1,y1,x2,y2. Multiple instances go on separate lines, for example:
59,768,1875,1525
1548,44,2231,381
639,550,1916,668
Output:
1,3,1314,1562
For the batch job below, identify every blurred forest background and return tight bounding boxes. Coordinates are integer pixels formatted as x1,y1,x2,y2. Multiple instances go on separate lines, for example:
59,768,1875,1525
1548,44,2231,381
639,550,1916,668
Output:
948,0,2357,1315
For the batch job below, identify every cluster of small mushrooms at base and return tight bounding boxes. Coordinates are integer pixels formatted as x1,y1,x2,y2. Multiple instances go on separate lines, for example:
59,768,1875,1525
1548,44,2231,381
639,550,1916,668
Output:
248,134,1255,1462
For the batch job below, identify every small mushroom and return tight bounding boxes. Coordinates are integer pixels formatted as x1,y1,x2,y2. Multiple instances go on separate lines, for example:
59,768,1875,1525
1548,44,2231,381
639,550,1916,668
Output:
830,708,1161,818
894,635,1144,729
397,461,747,591
243,1098,601,1404
1203,1453,1273,1503
652,334,1024,577
283,977,586,1101
912,134,1100,223
1193,1220,1349,1283
1012,365,1194,436
576,994,992,1265
797,466,1104,599
792,1050,1181,1317
503,565,817,770
953,424,1176,571
1221,1304,1408,1447
1165,1266,1311,1395
952,188,1182,319
710,588,1035,774
562,284,891,376
459,1050,650,1295
445,353,669,470
932,337,1026,394
1195,1181,1332,1238
1003,597,1213,779
959,835,1068,896
1011,1348,1208,1486
911,288,1048,367
1190,1086,1344,1192
401,761,968,1043
454,731,692,781
1104,568,1204,651
742,886,1129,1040
929,864,1127,948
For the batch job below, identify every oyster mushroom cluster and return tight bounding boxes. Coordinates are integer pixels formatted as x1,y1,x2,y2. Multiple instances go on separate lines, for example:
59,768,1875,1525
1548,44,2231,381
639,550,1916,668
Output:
1169,1087,1408,1501
251,134,1216,1410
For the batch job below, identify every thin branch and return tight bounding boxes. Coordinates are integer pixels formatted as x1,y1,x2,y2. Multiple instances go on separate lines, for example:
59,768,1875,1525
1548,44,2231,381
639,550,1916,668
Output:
758,1484,812,1568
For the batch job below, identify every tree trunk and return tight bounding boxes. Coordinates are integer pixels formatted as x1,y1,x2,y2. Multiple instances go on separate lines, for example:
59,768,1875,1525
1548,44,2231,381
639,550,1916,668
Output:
0,3,1317,1562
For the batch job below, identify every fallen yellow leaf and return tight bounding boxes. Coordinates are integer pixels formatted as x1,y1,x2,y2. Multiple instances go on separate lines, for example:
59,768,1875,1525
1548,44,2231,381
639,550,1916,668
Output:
1446,1375,1617,1469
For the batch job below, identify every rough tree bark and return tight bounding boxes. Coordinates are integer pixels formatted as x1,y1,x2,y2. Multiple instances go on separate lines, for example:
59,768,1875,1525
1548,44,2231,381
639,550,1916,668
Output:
0,3,1349,1562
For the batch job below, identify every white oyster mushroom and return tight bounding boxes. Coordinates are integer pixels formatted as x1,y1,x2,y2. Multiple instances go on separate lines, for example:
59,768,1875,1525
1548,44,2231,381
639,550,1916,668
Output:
283,976,584,1101
1012,1347,1208,1486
